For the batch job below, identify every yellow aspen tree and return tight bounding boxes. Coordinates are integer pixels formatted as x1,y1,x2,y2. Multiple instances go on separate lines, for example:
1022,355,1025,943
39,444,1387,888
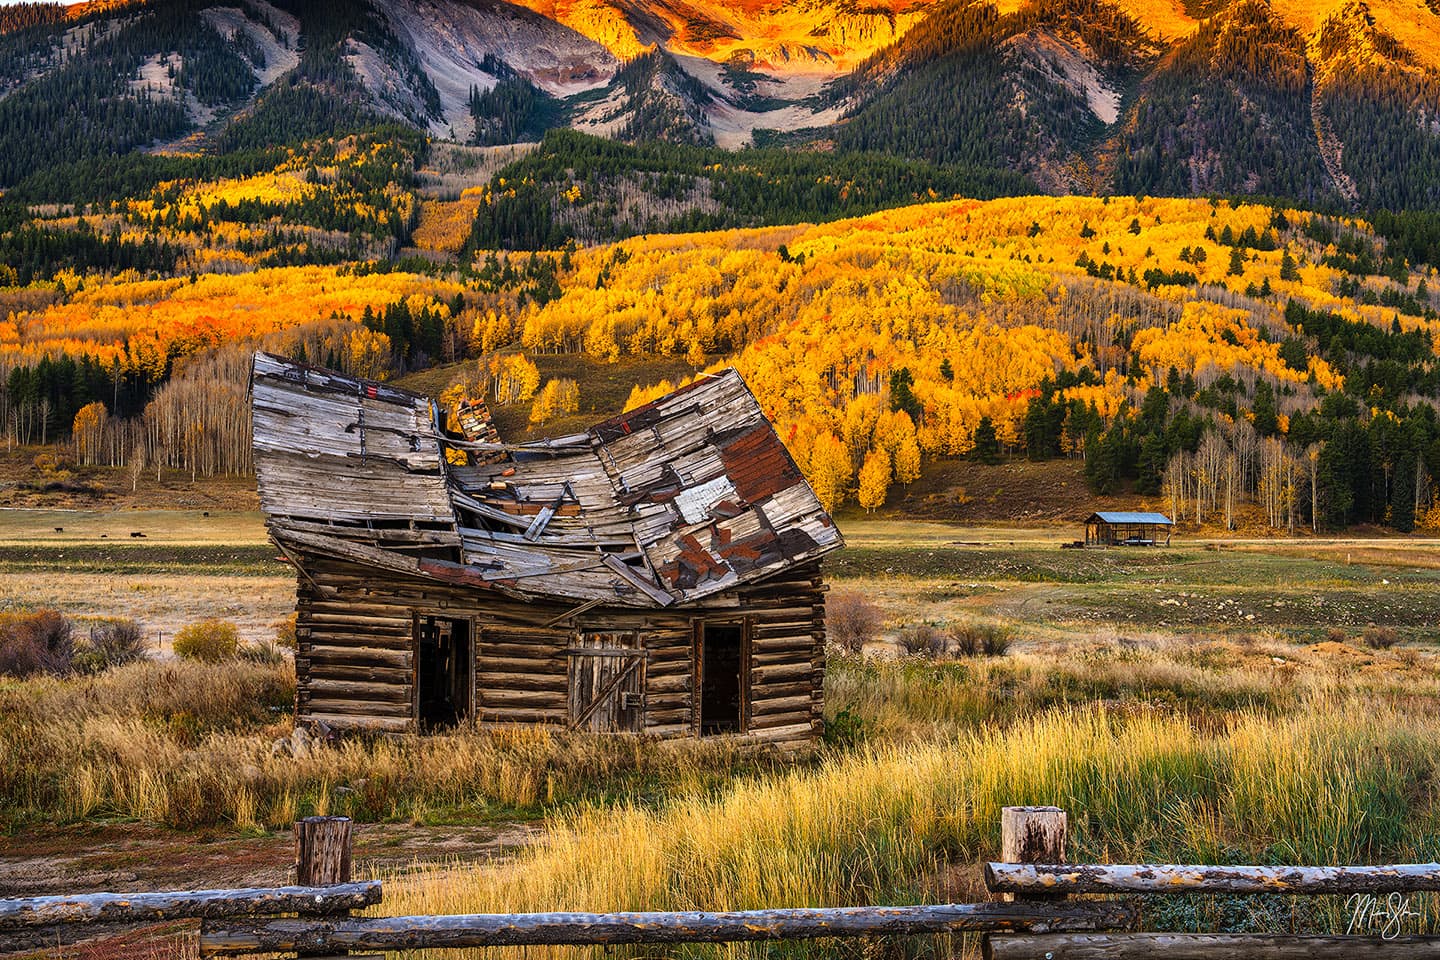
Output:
530,378,580,424
892,421,922,485
345,327,392,380
808,431,852,513
72,402,108,466
857,445,892,513
686,337,706,368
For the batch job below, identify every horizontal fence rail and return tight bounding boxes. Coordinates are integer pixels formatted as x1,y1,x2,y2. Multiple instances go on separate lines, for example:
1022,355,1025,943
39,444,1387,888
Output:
0,882,381,929
198,902,1137,955
984,933,1440,960
11,810,1440,958
984,862,1440,896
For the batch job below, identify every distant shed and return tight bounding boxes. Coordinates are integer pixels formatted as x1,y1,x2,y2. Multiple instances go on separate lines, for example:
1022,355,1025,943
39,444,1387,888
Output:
251,353,843,746
1084,511,1174,547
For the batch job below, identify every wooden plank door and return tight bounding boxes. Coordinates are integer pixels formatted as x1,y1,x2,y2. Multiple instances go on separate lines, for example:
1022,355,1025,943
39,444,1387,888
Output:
568,632,645,733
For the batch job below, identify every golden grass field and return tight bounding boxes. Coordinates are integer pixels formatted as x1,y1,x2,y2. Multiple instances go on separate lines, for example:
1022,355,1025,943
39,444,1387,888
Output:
3,511,1440,957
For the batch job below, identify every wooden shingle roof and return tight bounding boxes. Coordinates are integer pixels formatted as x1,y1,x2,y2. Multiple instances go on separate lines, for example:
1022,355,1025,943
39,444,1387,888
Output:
252,353,842,608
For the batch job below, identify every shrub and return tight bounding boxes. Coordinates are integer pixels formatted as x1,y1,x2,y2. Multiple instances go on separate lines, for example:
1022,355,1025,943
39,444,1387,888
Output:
238,640,285,665
0,610,74,677
1362,626,1399,650
84,619,148,671
828,592,884,654
822,708,867,749
948,621,1013,658
274,613,298,650
898,624,946,658
173,619,240,663
982,626,1013,657
1324,627,1348,644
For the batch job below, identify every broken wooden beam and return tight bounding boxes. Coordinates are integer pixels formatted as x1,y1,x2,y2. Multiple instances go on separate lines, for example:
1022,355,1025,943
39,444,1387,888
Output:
984,862,1440,896
0,882,382,929
198,901,1137,954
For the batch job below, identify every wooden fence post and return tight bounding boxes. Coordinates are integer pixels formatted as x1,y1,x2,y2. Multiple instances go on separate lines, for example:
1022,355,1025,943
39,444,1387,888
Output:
1000,807,1067,903
293,816,370,960
295,816,352,887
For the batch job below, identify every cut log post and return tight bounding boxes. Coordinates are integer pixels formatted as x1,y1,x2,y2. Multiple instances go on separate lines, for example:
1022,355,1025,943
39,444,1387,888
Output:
293,816,356,959
197,901,1138,955
984,862,1440,897
295,817,353,887
999,807,1068,904
985,933,1440,960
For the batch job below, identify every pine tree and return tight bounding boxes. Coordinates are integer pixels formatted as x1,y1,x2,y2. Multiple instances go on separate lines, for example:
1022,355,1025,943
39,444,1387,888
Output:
1280,249,1300,281
1392,451,1417,533
972,416,1000,464
1252,380,1279,435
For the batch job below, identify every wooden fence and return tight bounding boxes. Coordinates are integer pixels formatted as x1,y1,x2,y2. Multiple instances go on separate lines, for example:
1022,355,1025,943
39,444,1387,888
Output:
4,809,1440,958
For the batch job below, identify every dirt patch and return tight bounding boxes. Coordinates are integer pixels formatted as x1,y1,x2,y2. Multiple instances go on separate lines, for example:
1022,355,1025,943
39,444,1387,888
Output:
879,458,1143,524
0,821,540,959
0,448,258,512
0,821,540,898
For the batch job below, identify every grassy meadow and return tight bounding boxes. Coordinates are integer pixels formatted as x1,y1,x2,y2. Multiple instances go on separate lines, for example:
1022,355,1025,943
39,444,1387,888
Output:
3,512,1440,956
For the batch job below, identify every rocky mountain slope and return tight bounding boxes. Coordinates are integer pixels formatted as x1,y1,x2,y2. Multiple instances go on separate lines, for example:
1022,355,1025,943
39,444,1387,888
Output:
0,0,1436,211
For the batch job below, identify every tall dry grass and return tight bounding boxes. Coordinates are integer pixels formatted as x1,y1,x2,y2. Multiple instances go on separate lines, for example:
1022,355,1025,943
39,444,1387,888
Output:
827,635,1440,738
0,660,779,830
382,703,1440,957
7,633,1440,958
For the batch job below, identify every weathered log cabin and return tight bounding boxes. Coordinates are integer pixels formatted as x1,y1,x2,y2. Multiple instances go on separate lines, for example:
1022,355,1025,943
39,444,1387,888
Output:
252,353,843,746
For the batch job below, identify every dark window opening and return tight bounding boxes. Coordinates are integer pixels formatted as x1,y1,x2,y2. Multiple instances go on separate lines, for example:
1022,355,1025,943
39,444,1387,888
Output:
700,622,744,735
417,616,471,730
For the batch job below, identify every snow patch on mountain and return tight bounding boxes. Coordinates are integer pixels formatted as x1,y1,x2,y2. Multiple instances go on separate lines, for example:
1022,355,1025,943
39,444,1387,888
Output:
376,0,619,138
669,54,843,147
1007,28,1121,124
199,5,299,87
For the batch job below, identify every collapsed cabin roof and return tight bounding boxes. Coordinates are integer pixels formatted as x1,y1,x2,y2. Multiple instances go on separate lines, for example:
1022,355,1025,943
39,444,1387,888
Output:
252,352,843,608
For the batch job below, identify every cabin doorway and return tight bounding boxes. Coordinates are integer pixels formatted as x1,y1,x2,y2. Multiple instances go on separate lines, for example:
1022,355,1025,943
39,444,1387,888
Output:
698,622,746,735
416,616,472,730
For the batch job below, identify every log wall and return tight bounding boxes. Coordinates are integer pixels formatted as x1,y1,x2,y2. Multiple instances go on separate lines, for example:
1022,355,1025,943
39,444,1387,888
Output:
292,557,826,744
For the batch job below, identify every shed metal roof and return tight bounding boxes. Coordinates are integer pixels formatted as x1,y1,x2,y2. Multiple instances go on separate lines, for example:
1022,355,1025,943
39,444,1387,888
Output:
252,353,842,608
1087,511,1174,525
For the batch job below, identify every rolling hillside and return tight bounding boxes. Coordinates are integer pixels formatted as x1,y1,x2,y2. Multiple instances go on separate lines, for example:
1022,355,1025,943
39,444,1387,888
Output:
3,156,1437,531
